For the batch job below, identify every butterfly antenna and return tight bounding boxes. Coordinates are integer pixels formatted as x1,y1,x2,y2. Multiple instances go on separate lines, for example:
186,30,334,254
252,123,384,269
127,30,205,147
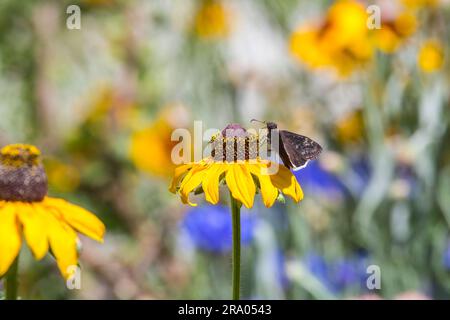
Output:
250,119,266,124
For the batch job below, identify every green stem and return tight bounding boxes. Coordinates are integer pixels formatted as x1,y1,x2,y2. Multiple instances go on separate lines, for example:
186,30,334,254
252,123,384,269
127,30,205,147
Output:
5,256,19,300
230,193,241,300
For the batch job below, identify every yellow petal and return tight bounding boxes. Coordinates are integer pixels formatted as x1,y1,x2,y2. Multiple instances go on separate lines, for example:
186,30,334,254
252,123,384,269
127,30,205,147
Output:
169,163,193,193
249,164,279,208
16,203,49,260
43,197,105,243
0,203,21,277
42,209,78,279
180,165,209,206
270,164,304,202
226,164,256,209
202,163,228,205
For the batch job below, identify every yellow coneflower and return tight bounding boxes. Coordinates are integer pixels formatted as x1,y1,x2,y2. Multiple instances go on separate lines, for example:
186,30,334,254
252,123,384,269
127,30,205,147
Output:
418,40,444,73
170,158,302,209
169,124,305,300
169,125,303,209
0,144,105,287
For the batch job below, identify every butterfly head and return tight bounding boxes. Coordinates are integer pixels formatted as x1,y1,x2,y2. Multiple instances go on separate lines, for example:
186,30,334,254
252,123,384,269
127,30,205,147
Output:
266,122,278,130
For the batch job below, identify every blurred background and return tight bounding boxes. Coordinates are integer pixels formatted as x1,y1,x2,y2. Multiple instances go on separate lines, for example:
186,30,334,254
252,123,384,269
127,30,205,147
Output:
0,0,449,299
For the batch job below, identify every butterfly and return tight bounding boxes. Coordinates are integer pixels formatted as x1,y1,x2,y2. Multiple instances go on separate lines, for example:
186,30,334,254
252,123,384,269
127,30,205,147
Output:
251,120,322,171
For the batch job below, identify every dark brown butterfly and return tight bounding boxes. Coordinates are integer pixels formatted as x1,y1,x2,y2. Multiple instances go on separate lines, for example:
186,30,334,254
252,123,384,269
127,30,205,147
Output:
252,120,322,170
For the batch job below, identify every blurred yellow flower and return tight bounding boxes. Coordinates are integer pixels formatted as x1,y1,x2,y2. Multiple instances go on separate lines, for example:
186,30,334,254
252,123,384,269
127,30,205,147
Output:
290,28,331,69
290,1,420,75
130,105,191,178
65,84,137,164
45,158,81,193
401,0,439,8
373,12,417,53
0,144,105,279
325,0,369,48
373,27,401,53
394,12,418,37
86,85,136,128
335,110,364,144
194,0,230,39
418,40,444,73
290,0,373,76
169,124,303,208
130,119,177,178
86,85,114,123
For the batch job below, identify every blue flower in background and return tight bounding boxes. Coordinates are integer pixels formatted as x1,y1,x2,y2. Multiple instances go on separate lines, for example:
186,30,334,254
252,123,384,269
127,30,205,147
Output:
275,251,290,289
351,156,371,179
303,251,369,294
303,253,332,289
348,156,371,195
348,156,418,199
180,204,257,253
443,241,450,270
332,260,361,291
293,160,347,199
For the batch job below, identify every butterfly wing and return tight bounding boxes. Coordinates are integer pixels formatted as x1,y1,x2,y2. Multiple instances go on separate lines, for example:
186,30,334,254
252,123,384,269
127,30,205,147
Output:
278,139,304,169
279,130,322,170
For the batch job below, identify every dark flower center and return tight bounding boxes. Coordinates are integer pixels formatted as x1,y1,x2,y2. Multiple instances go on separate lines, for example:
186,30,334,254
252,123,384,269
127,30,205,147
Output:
0,144,48,202
211,124,262,162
